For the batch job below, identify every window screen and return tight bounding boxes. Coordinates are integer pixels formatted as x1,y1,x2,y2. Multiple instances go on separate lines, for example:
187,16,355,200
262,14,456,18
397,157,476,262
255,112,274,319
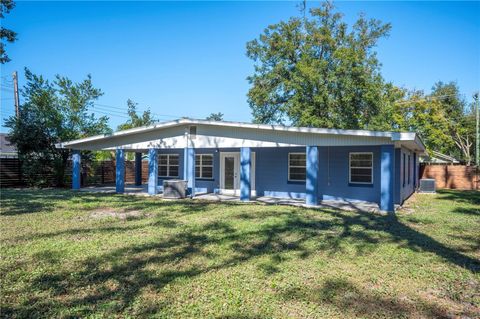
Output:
159,154,179,177
195,154,213,179
349,153,373,184
288,153,306,181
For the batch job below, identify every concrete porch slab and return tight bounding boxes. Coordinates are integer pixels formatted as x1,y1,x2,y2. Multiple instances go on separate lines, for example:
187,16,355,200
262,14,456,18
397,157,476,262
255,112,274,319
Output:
77,185,379,212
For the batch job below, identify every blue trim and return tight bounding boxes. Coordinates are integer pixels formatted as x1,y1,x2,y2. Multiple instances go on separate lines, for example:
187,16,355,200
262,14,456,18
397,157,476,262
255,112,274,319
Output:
115,149,125,193
287,180,305,185
72,150,81,190
148,148,158,195
306,146,319,206
322,195,372,203
380,145,395,212
348,183,374,188
195,187,208,193
263,191,306,199
240,147,251,201
134,152,142,186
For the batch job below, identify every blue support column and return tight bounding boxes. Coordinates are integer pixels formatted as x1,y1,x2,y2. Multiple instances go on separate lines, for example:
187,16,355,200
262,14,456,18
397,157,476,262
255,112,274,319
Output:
115,149,125,193
72,150,81,190
148,148,158,195
135,152,142,186
240,147,251,201
184,148,195,197
306,146,319,206
380,145,395,212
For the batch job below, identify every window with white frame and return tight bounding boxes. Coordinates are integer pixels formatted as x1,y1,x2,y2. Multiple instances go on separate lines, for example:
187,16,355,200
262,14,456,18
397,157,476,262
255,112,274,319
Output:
159,154,179,177
195,154,213,179
288,153,306,181
349,153,373,184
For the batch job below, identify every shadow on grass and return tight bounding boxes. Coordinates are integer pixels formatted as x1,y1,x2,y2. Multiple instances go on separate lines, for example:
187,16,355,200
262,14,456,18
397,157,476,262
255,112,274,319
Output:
0,188,243,217
282,278,453,318
2,189,480,317
437,189,480,206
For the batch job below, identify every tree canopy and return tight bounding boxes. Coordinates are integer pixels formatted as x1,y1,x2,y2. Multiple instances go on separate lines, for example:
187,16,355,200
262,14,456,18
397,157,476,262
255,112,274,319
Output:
246,2,477,164
0,0,17,63
383,82,476,164
5,69,111,186
117,99,156,131
206,112,224,121
246,2,391,129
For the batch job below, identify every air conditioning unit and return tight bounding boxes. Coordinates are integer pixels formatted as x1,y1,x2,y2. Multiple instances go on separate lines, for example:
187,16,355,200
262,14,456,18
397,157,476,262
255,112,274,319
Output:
163,180,187,199
418,179,436,193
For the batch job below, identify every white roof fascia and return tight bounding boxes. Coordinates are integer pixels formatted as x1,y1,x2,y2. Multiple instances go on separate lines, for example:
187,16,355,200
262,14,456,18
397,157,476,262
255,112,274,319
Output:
56,118,426,151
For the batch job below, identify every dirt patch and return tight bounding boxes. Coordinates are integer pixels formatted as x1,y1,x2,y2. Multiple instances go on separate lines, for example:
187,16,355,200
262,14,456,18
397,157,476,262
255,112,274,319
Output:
90,207,149,220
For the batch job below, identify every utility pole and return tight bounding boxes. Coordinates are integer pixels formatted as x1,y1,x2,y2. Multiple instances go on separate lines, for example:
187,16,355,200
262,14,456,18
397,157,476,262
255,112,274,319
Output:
475,93,479,166
12,71,19,118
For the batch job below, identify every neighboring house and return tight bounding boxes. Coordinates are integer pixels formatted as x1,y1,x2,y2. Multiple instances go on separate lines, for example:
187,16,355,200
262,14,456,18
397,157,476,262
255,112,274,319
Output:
56,118,426,212
420,150,460,164
0,133,17,158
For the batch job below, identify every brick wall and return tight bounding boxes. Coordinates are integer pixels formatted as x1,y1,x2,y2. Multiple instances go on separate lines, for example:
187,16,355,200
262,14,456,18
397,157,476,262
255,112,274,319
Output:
420,164,479,190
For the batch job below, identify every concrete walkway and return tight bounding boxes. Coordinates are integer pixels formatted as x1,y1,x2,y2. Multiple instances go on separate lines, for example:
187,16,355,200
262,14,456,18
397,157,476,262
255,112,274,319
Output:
79,184,380,213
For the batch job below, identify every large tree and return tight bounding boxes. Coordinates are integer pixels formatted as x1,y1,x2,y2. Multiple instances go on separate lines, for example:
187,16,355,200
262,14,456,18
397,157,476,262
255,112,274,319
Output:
206,112,224,121
1,0,17,64
117,99,156,131
246,2,391,129
430,82,475,164
390,89,454,155
379,82,476,164
97,99,157,161
5,69,111,186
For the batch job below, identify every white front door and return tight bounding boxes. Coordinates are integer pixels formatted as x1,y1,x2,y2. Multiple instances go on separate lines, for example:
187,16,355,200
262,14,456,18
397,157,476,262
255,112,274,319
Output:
220,152,255,195
220,152,240,194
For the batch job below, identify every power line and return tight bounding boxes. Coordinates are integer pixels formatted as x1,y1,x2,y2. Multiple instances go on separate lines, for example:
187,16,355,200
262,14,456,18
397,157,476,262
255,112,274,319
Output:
92,102,190,119
92,109,129,119
92,105,175,120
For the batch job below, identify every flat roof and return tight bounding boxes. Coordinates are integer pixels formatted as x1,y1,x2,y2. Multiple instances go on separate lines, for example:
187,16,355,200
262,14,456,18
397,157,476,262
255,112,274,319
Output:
56,118,426,152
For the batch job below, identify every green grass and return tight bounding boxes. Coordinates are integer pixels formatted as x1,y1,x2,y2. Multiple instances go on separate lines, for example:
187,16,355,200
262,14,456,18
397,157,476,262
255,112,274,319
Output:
0,189,479,318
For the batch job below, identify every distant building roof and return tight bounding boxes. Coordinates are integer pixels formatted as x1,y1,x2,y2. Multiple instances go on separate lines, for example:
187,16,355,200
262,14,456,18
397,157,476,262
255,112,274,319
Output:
420,150,460,164
0,133,17,158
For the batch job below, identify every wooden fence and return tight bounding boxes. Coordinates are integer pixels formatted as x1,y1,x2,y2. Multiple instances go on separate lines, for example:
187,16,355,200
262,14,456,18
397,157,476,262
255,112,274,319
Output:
420,164,479,190
0,158,24,187
0,158,150,188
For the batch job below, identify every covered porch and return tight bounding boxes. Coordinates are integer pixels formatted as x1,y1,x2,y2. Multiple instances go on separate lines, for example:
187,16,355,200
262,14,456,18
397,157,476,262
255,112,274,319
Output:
70,143,394,211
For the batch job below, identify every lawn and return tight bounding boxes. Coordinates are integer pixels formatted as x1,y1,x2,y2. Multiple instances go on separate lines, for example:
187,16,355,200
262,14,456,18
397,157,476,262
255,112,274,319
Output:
0,189,479,318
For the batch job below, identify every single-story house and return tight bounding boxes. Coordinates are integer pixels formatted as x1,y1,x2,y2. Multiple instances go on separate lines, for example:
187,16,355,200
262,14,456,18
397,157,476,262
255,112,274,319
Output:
56,118,426,212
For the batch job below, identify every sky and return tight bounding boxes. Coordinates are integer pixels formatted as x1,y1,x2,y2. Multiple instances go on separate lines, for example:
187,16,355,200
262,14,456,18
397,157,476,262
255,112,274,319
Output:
1,1,479,132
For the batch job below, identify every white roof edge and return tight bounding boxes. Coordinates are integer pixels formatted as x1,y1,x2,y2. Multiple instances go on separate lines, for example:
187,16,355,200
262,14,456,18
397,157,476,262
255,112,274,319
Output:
56,118,424,150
